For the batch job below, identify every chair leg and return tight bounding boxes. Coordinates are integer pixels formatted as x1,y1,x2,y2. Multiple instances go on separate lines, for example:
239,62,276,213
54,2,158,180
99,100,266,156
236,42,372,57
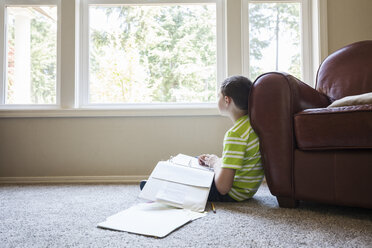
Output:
276,196,299,208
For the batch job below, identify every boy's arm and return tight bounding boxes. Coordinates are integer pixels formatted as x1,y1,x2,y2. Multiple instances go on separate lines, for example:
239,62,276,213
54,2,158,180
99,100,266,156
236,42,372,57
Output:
198,154,235,195
214,161,236,195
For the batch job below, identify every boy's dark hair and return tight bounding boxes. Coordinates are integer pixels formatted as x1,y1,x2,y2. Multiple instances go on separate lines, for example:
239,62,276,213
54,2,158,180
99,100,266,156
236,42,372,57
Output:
220,75,253,110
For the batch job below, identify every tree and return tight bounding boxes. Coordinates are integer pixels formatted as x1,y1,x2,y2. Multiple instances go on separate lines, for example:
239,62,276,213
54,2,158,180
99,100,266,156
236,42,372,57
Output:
30,13,57,104
248,3,301,80
89,5,217,103
6,7,57,104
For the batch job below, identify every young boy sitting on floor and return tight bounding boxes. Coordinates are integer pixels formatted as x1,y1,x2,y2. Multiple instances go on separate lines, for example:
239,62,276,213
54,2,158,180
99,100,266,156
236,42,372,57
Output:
198,75,264,202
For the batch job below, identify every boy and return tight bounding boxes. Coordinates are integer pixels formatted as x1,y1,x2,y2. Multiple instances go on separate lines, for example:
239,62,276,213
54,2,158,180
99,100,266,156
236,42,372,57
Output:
198,75,264,202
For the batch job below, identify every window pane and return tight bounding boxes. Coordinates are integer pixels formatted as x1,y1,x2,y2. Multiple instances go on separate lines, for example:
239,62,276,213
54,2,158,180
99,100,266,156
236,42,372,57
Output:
89,4,217,104
6,6,57,104
248,3,301,80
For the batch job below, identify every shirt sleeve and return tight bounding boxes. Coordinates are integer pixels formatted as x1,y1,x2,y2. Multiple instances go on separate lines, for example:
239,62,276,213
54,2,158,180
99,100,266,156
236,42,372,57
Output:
221,131,247,170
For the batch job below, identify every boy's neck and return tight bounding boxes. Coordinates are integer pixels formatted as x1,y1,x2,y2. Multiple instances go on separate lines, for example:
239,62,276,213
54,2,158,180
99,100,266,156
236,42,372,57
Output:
229,109,248,123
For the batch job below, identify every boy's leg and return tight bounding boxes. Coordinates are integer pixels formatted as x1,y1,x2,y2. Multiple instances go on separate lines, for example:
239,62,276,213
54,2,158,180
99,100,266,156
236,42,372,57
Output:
208,180,236,202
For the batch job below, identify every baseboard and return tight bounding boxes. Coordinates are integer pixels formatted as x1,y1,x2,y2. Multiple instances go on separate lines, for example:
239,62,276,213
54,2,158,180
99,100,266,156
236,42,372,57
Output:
1,175,267,185
0,175,149,184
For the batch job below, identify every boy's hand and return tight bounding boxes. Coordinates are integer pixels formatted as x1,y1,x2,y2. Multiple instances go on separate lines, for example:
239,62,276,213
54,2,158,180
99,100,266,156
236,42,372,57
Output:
198,154,209,166
198,154,219,168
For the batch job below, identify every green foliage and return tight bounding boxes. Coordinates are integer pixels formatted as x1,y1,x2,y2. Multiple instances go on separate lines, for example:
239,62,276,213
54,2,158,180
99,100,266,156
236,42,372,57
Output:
248,3,301,81
7,8,57,104
30,17,57,104
89,5,217,103
6,4,301,105
6,22,15,103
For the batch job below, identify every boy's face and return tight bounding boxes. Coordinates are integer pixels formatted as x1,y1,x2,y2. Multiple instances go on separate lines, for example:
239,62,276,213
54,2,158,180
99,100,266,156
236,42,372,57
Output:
217,92,228,115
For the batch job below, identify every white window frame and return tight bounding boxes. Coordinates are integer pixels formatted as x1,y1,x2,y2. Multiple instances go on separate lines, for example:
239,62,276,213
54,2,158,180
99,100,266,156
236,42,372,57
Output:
0,0,326,117
0,0,61,109
78,0,226,109
241,0,328,86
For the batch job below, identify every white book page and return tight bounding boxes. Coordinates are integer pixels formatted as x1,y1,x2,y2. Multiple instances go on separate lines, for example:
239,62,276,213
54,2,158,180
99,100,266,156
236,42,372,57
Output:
171,154,213,171
151,161,214,188
155,182,188,207
138,158,214,212
140,178,211,212
98,203,206,238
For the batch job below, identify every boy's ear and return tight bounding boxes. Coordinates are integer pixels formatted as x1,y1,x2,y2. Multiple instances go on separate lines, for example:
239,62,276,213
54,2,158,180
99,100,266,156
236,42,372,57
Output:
224,96,232,105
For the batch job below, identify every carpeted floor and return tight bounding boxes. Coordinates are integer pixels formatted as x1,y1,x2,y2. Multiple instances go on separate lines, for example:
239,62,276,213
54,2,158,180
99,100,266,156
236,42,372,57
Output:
0,183,371,248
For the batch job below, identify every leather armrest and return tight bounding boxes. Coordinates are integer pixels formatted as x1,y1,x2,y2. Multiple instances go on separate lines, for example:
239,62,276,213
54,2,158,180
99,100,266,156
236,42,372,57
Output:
248,72,330,198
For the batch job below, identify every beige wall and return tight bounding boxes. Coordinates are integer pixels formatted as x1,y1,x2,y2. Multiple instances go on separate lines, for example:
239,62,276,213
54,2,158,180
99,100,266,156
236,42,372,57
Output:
327,0,372,53
1,0,372,181
0,116,231,178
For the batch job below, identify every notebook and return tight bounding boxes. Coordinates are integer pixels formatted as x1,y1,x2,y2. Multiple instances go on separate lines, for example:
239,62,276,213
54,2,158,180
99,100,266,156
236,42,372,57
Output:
139,154,215,212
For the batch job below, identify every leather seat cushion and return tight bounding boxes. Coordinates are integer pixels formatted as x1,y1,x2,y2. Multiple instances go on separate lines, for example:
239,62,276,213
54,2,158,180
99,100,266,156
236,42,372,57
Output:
294,104,372,150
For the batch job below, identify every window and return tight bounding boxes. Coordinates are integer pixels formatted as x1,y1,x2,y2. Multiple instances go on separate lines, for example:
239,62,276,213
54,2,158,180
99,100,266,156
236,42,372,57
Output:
246,1,302,80
0,0,326,115
0,1,59,106
80,0,225,106
242,0,320,84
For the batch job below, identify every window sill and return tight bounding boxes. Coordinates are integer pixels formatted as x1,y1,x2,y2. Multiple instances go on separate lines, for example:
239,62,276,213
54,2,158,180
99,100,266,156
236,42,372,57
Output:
0,103,220,118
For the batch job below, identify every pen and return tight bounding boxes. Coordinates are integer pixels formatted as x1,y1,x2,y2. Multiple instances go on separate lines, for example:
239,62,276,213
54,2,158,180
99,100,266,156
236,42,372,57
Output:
211,202,216,213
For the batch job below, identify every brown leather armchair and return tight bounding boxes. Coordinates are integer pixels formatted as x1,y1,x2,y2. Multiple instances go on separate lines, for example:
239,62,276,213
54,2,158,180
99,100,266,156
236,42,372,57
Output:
249,40,372,209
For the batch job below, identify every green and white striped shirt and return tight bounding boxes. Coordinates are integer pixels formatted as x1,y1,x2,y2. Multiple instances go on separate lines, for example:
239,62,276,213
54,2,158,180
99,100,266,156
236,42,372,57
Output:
222,115,264,201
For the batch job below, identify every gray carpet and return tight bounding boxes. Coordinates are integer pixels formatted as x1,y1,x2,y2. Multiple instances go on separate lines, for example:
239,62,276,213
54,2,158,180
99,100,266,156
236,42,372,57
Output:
0,183,371,248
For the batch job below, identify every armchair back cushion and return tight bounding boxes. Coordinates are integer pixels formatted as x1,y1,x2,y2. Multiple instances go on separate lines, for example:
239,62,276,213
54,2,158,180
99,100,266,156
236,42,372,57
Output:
316,40,372,102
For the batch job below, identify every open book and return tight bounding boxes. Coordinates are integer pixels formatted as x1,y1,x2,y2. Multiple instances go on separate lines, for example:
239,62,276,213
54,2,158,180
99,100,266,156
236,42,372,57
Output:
97,154,214,238
139,154,215,212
